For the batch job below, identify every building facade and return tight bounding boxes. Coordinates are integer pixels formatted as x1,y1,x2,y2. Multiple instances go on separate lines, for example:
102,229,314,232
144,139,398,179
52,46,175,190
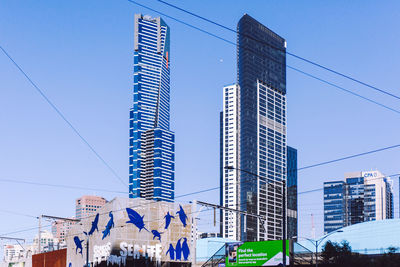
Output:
129,14,175,202
66,198,193,266
221,14,287,242
75,195,107,220
287,146,298,240
33,230,59,253
3,244,25,262
323,181,346,234
221,84,240,240
324,170,394,234
51,219,77,244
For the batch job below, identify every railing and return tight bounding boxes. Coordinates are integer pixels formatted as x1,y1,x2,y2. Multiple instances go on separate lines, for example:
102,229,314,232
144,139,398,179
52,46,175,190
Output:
201,244,226,267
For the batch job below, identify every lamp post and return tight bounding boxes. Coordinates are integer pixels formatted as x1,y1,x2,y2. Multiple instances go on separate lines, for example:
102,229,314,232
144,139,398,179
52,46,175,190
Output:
224,166,287,266
302,229,343,267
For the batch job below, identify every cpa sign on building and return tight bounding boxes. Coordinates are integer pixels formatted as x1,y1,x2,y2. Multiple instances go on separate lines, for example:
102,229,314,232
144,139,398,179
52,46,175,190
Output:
66,198,192,266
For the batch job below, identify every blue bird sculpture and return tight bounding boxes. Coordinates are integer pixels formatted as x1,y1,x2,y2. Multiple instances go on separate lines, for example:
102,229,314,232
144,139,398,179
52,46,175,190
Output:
166,244,175,260
182,237,190,261
176,205,188,227
164,211,175,230
175,238,182,261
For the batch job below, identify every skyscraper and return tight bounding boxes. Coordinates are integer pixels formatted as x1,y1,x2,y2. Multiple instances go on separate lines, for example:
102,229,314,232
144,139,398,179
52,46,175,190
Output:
221,84,240,240
287,146,298,241
323,181,346,234
324,170,394,234
221,14,287,242
129,14,175,202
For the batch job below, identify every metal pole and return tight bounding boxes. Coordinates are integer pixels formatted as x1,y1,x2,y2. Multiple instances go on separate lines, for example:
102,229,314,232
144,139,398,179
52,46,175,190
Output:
86,237,89,267
315,241,318,267
283,180,286,267
192,200,197,267
38,215,41,254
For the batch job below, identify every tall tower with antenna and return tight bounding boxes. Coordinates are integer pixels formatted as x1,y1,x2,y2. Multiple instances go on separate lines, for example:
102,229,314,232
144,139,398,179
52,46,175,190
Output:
129,14,175,202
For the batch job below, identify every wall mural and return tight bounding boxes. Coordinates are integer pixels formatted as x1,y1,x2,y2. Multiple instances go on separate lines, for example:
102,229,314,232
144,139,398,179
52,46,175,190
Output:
68,198,192,266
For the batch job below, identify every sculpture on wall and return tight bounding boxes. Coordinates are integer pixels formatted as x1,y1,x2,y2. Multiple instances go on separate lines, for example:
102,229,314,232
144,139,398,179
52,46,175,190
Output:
84,213,99,236
102,212,114,240
176,205,188,227
126,208,149,232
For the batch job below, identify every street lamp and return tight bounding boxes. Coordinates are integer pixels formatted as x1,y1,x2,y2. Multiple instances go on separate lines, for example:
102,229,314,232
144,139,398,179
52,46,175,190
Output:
224,166,287,266
302,229,343,267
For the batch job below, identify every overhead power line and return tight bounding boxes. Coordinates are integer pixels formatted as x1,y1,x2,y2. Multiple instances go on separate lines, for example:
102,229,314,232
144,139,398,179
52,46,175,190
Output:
126,0,400,115
2,171,399,238
0,209,37,219
0,45,127,188
298,144,400,171
155,0,400,101
0,178,126,195
288,66,400,115
0,143,398,221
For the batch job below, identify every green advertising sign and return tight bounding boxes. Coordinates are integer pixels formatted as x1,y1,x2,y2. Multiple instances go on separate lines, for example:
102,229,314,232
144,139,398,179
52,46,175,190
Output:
225,240,289,266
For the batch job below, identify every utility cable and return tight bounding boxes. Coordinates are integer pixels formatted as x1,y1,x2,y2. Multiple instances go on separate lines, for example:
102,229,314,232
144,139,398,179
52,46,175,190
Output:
0,178,126,195
298,144,400,171
0,147,398,223
155,0,400,101
0,224,51,237
0,209,37,219
288,66,400,115
127,0,400,115
0,45,127,188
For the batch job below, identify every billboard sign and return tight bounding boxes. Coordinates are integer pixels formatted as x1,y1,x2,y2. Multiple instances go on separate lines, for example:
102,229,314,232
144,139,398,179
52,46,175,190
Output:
225,240,289,266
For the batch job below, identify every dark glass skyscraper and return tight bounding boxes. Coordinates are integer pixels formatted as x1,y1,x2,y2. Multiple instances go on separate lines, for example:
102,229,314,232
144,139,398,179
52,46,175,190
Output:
129,14,175,202
238,14,287,241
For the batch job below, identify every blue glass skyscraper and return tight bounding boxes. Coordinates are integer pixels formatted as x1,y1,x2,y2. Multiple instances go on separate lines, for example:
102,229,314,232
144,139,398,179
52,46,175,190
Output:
324,181,346,234
129,14,175,202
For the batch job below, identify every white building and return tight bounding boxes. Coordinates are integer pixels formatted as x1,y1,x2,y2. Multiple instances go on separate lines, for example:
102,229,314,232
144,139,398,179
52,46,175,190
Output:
3,244,24,262
221,80,287,241
32,230,59,253
358,170,393,221
221,84,240,240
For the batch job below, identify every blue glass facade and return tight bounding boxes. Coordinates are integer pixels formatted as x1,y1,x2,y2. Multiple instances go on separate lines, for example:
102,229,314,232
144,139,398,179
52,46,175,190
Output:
324,181,346,234
324,172,394,234
129,14,175,202
346,177,365,225
237,14,286,241
287,146,298,240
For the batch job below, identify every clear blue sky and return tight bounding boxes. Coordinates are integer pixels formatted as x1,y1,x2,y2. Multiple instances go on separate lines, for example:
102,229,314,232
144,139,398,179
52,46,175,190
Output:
0,0,399,248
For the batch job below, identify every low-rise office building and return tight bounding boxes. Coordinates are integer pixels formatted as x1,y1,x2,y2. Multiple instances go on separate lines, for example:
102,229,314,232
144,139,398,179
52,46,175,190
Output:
324,170,393,234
